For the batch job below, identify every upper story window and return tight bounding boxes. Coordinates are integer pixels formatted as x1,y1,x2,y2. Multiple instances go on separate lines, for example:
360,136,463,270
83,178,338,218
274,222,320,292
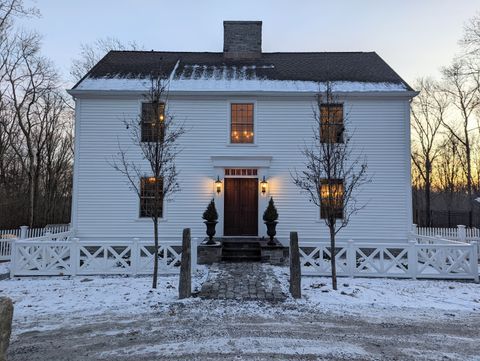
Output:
231,103,254,143
320,104,344,143
320,179,344,219
140,177,163,218
141,102,165,142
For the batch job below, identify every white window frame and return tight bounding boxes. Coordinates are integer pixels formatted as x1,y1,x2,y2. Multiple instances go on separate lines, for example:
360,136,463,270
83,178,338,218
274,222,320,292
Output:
227,99,258,146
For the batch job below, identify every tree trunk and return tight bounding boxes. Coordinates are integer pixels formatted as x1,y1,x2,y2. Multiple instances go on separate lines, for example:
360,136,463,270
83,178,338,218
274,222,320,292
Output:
425,160,432,227
329,225,337,290
152,216,159,289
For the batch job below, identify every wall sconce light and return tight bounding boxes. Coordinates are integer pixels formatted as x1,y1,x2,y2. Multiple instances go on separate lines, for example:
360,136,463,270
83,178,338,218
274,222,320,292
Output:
260,176,268,195
215,176,222,194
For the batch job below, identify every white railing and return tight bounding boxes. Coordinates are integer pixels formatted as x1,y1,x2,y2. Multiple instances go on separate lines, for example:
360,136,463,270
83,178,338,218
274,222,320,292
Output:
299,239,478,282
10,236,198,277
414,224,480,241
413,224,480,258
0,225,71,261
0,224,70,240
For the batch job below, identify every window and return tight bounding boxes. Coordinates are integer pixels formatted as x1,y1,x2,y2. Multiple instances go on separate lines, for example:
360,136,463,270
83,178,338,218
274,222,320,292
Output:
141,102,165,142
231,103,254,143
320,104,344,143
140,177,163,218
320,179,344,219
225,168,258,176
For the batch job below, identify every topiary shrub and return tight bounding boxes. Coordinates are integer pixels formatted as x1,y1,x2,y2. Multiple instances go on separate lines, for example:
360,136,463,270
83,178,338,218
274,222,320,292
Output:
263,197,279,223
202,199,218,222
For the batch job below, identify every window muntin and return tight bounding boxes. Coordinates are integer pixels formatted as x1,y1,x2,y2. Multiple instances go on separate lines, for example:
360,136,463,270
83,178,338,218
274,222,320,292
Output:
320,104,344,143
141,102,165,142
140,177,163,218
231,103,254,143
320,179,344,219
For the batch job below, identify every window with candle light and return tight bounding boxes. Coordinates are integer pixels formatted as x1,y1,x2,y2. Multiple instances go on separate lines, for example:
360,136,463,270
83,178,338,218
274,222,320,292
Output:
231,103,254,143
320,104,344,143
140,177,163,218
141,102,165,142
320,179,344,219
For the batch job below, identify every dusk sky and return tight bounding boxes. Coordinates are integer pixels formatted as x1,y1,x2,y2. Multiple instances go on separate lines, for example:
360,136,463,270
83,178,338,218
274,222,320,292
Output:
22,0,480,87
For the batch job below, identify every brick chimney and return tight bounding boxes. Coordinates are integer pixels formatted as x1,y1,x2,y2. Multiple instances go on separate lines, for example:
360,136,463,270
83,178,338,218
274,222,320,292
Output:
223,21,262,60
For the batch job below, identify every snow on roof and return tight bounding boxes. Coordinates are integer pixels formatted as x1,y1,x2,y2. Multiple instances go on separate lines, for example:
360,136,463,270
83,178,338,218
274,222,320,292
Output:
74,76,407,93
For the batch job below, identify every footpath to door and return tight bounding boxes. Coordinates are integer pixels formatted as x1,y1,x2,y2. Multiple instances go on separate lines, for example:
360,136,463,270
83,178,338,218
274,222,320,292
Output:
199,262,287,302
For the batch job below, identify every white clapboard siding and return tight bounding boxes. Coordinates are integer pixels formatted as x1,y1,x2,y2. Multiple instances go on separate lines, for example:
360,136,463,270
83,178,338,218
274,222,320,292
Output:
73,95,411,243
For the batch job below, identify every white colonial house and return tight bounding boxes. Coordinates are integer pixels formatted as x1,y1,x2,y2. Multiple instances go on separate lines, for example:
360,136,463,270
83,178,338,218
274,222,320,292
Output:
68,21,416,245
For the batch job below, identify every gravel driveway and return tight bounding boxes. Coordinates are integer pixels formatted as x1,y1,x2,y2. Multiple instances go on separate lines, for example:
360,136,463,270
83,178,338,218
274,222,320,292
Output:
8,299,480,360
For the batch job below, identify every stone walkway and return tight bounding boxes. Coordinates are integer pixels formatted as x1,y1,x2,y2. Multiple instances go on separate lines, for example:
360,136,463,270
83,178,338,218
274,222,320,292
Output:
199,262,287,302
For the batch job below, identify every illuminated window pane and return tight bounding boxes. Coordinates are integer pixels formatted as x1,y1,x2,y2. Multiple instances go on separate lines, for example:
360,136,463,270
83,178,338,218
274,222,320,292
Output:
231,103,254,143
141,102,165,142
320,179,344,219
140,177,163,218
320,104,344,143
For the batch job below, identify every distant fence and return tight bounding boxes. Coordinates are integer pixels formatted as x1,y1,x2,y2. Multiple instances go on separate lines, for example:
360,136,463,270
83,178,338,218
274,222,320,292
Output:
10,235,199,277
299,237,478,281
0,224,70,261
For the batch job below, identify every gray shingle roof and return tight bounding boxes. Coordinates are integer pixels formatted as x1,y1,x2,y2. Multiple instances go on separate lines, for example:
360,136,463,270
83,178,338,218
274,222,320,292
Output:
74,51,412,91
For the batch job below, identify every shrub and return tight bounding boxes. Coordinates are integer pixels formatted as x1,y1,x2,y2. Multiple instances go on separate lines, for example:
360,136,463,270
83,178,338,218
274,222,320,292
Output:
263,197,279,222
202,199,218,222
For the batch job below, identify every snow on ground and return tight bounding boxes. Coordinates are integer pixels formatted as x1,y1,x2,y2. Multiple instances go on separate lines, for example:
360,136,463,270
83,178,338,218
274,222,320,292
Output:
271,266,480,315
1,265,479,331
0,261,9,275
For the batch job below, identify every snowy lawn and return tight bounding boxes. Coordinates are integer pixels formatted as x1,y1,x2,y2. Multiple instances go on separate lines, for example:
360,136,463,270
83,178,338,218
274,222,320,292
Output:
1,265,479,327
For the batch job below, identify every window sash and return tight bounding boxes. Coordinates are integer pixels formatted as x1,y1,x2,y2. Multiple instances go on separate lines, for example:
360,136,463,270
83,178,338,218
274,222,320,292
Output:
320,104,343,143
140,177,163,218
141,102,165,142
320,179,344,219
231,103,254,143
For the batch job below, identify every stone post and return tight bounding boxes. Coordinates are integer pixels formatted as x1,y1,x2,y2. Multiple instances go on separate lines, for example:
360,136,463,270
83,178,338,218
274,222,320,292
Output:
0,297,13,361
289,232,301,299
179,228,192,299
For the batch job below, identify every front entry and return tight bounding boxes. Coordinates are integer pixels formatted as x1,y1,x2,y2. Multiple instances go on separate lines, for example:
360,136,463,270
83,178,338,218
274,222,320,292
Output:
224,178,258,236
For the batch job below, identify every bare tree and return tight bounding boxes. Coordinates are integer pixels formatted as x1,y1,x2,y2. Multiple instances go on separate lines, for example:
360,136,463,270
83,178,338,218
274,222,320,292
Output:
440,60,480,226
70,37,143,82
111,74,185,289
411,78,447,226
460,12,480,57
292,82,369,290
0,0,73,228
437,136,462,213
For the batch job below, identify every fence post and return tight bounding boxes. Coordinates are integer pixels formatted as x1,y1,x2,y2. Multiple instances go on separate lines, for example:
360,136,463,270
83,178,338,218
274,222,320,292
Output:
132,238,140,275
191,237,198,274
457,225,467,243
179,228,191,299
19,226,28,240
412,223,417,235
289,232,301,299
347,239,355,277
470,241,479,283
408,240,417,280
9,238,16,278
71,238,79,276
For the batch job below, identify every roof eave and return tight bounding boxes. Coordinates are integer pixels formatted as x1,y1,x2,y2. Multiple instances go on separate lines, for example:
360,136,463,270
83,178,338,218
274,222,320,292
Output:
67,88,419,98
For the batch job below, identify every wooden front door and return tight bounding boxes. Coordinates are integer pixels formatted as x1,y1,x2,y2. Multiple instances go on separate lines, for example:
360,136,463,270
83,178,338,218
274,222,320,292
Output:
224,178,258,236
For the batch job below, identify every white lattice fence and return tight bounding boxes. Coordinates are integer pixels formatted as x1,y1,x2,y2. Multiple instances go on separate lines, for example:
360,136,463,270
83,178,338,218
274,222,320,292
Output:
299,239,478,281
0,239,12,261
0,226,71,261
10,237,195,277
